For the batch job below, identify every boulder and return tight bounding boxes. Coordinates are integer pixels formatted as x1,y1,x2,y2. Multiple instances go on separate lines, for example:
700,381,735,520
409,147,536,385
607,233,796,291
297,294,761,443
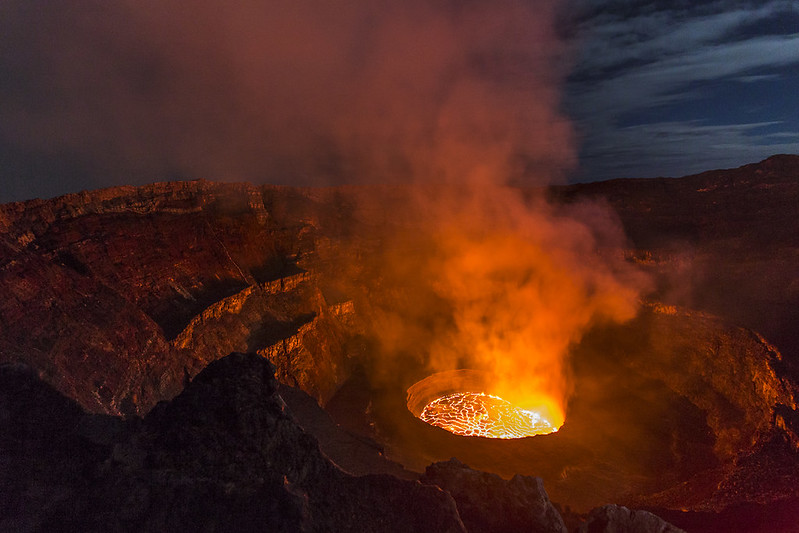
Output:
421,457,567,533
578,505,685,533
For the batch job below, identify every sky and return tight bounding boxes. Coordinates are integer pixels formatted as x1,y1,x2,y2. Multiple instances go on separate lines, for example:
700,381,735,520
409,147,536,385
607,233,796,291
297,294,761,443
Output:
1,0,798,203
565,0,799,181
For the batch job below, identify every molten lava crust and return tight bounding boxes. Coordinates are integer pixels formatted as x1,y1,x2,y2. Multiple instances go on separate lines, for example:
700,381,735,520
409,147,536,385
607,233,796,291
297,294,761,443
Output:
420,392,556,439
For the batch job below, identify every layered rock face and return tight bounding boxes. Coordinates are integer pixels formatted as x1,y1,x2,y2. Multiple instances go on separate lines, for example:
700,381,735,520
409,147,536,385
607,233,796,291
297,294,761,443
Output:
0,181,355,415
565,305,799,512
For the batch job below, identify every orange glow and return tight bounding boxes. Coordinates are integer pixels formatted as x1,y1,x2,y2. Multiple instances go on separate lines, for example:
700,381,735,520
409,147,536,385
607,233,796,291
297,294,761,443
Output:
416,187,643,431
420,391,557,438
365,185,648,432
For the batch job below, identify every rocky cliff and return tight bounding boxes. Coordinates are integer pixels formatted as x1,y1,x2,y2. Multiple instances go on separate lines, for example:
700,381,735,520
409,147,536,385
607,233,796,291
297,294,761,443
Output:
0,181,355,415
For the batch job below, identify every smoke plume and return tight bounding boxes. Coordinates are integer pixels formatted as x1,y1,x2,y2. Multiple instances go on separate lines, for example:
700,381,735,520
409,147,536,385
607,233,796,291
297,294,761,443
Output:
1,0,649,421
1,0,573,196
354,184,647,425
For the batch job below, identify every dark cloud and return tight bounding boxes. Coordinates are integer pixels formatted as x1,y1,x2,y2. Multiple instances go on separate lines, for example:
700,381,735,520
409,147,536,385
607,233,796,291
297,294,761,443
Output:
718,8,799,42
0,0,575,202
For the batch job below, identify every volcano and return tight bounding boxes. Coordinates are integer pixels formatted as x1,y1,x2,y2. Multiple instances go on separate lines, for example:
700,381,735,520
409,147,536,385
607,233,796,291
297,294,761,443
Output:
419,391,557,439
2,155,799,532
407,370,559,438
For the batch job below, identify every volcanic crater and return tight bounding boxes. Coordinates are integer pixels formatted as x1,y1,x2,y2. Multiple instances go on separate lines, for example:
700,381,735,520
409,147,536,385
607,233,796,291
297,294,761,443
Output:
3,156,799,531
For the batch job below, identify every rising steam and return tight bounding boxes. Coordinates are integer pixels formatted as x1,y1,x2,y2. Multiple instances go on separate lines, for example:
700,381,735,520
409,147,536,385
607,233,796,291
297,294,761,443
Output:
1,0,649,419
355,182,647,426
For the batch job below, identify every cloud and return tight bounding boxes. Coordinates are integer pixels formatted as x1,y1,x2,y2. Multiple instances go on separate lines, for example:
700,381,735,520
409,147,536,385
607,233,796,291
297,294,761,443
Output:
579,120,799,179
570,1,799,116
566,0,799,179
574,34,799,121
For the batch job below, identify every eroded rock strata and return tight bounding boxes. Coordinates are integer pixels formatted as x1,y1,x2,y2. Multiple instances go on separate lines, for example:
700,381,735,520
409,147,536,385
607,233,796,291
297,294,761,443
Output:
0,181,355,416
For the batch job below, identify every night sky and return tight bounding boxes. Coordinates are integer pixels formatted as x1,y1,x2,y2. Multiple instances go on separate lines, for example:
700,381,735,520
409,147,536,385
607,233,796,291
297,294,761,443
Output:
566,0,799,181
1,0,798,203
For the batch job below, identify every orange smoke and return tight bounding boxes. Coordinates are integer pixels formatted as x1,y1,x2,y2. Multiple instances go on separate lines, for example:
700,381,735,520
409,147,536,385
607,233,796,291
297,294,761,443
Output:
251,1,650,426
350,179,648,429
419,185,645,426
2,0,648,420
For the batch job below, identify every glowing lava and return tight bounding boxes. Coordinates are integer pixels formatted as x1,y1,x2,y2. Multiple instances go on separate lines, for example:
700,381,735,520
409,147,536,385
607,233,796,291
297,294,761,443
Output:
420,391,557,439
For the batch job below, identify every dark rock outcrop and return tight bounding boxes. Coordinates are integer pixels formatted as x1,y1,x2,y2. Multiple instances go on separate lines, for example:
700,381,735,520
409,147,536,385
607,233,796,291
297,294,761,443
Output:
1,353,466,533
421,458,567,533
577,505,685,533
0,362,117,533
2,352,693,533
